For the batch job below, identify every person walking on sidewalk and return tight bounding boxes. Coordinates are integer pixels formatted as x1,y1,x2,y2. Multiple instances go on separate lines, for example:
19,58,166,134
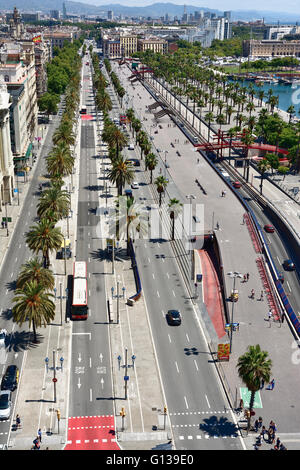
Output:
38,428,42,442
260,290,264,301
267,379,275,390
16,414,21,429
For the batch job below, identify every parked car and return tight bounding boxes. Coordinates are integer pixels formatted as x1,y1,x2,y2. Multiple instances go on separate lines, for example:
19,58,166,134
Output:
0,391,12,420
0,330,6,349
1,365,19,391
131,182,139,189
166,309,182,326
283,259,296,271
264,224,275,233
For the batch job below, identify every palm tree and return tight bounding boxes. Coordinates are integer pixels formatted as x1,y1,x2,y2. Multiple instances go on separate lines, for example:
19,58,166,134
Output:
145,153,158,183
205,112,214,140
107,156,135,196
155,175,168,207
37,186,70,222
26,219,63,268
52,122,75,147
46,143,74,178
241,129,255,182
287,105,295,123
12,281,55,343
16,257,55,291
168,198,183,240
257,159,271,195
237,344,272,430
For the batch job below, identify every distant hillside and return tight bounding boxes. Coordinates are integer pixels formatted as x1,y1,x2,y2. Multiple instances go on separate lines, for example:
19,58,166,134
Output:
0,1,299,24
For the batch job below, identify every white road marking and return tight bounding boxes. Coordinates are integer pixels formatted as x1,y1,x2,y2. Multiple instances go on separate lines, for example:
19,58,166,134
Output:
194,359,199,371
168,334,171,343
166,272,169,279
205,395,211,409
175,361,179,373
90,389,92,401
157,290,160,298
186,333,190,342
172,290,176,297
184,396,189,409
286,281,292,292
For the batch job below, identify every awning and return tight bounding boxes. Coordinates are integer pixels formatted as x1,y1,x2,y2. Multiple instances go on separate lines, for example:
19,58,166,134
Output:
25,142,33,158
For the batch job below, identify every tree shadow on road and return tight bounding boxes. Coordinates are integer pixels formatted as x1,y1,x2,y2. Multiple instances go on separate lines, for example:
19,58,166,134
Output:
7,330,44,352
199,415,239,438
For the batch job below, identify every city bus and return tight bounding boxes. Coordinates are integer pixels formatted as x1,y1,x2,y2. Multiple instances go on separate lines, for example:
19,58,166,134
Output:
71,261,88,320
80,105,87,115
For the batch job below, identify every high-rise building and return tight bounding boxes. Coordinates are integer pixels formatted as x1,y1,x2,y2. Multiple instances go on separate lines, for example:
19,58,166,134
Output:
50,10,60,20
62,3,67,19
224,11,231,20
108,10,114,21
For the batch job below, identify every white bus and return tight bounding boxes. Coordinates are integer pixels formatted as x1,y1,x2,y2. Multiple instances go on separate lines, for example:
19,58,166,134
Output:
71,261,88,320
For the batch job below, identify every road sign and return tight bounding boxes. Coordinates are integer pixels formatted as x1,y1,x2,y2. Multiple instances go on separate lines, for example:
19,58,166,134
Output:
52,378,57,383
2,217,12,222
124,376,129,381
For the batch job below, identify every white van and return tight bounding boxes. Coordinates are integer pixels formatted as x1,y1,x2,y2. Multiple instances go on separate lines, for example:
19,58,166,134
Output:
128,143,134,150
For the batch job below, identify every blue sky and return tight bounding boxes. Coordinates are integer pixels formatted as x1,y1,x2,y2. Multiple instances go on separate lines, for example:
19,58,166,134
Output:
85,0,300,14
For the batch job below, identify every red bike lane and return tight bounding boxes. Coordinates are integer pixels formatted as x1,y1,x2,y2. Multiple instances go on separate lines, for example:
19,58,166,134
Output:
64,415,120,450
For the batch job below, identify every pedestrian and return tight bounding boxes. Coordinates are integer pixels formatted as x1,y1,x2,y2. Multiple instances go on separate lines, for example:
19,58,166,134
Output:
243,274,247,283
260,290,264,301
258,416,263,430
267,379,275,390
246,273,249,281
239,398,244,410
16,414,21,429
268,310,273,325
260,379,264,390
254,419,259,432
275,437,281,450
38,428,42,442
250,289,255,299
216,221,219,230
260,426,266,439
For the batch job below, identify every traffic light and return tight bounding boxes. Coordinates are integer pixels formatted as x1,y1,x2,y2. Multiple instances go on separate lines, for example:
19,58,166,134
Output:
120,407,126,417
164,406,167,414
56,409,61,421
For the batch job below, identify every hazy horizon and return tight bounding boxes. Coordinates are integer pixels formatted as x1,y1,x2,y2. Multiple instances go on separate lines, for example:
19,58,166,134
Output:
78,0,300,14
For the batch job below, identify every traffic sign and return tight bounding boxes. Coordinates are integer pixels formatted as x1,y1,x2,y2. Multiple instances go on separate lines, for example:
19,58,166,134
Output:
124,376,129,381
52,378,57,383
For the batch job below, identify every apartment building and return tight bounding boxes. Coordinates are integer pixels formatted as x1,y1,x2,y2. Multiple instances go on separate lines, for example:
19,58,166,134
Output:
0,83,14,206
0,42,37,163
243,39,300,58
137,37,168,54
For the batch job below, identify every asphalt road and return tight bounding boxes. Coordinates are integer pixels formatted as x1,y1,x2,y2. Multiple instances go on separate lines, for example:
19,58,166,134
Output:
68,58,114,421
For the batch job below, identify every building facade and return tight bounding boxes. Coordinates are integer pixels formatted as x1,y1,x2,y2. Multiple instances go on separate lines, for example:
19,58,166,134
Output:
243,39,300,58
0,82,14,206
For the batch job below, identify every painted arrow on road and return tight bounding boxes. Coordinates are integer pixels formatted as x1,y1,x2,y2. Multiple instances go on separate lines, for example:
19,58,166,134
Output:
78,378,82,389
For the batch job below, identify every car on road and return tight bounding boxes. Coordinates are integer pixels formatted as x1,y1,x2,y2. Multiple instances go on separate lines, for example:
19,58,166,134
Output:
0,330,6,349
0,391,12,420
128,144,134,150
192,136,199,143
264,224,275,233
283,259,296,271
131,182,139,189
1,365,19,392
278,272,284,283
166,310,182,326
232,181,242,189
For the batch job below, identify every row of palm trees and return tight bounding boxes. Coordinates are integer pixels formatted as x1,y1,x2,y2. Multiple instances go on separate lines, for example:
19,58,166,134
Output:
12,45,82,343
135,48,300,171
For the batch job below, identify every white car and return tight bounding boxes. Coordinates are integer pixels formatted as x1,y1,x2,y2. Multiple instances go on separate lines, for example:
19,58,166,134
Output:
128,144,134,150
131,182,139,189
0,391,12,420
0,329,6,348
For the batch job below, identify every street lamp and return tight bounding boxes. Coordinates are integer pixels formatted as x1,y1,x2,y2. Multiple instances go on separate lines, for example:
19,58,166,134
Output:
227,271,243,353
164,150,168,177
186,194,196,281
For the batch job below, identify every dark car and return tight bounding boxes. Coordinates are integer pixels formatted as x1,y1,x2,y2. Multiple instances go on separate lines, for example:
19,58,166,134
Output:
264,224,275,233
283,259,296,271
166,309,182,326
1,365,19,391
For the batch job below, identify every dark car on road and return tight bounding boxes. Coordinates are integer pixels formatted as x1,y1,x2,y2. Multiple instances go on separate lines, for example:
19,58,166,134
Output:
166,310,182,326
283,259,296,271
1,365,19,391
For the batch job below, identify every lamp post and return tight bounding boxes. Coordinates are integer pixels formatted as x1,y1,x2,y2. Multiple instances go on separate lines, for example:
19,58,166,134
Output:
186,195,196,281
227,271,243,353
164,150,168,177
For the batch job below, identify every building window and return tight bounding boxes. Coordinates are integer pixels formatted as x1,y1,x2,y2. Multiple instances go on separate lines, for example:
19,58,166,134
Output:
4,75,9,82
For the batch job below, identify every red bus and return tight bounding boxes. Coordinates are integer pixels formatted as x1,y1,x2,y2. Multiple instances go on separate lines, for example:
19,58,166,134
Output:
71,261,88,320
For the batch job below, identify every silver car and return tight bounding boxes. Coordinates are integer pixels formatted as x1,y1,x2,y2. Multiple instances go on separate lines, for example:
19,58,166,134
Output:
0,391,12,420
